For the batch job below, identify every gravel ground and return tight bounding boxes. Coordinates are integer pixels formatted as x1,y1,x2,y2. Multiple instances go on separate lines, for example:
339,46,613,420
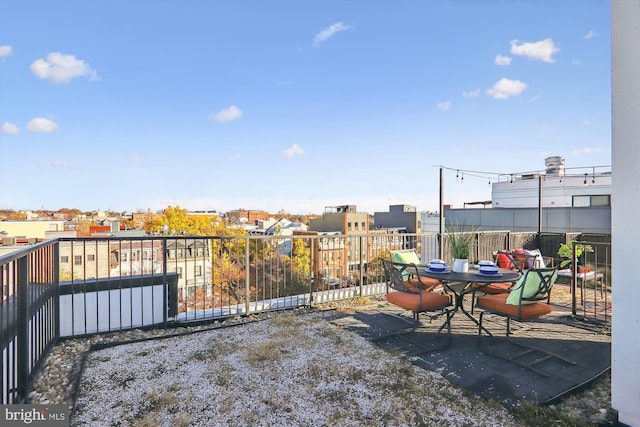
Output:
27,306,613,426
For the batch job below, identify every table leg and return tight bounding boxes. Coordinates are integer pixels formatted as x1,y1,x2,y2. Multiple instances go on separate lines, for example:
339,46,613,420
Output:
445,283,493,337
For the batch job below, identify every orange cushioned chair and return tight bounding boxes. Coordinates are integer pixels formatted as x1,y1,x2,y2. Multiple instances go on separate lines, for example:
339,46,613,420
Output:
470,249,537,313
382,259,452,325
476,267,575,375
389,249,442,291
477,267,557,336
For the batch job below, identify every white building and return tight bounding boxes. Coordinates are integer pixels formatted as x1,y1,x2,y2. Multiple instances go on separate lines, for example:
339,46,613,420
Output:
492,156,611,209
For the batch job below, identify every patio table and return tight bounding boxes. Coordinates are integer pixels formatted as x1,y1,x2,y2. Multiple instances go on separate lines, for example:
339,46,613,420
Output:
422,267,521,336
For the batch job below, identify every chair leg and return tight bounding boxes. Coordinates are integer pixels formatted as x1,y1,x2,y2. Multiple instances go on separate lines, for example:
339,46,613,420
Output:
470,290,477,314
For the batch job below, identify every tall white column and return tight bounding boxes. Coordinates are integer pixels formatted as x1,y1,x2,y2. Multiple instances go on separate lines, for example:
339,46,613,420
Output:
611,1,640,425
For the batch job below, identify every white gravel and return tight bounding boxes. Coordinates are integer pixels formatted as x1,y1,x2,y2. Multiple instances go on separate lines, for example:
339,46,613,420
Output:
71,311,521,426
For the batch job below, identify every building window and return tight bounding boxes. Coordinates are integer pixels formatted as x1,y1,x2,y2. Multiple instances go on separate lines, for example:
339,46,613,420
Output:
74,255,82,266
120,252,128,262
591,195,611,206
348,222,352,230
573,195,611,207
61,256,69,263
195,265,202,277
176,267,183,279
87,254,95,261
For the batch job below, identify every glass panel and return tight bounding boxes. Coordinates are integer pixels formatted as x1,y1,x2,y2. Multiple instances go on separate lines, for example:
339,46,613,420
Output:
573,195,590,207
591,195,610,206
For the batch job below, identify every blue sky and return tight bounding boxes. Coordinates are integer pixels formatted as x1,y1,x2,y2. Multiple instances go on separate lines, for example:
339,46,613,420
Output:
0,1,611,214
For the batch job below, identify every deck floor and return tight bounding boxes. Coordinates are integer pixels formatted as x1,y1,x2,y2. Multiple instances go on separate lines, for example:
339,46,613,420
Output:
325,300,610,409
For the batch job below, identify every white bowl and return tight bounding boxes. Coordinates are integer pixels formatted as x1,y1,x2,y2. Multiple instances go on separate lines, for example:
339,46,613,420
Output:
479,265,499,274
429,259,447,271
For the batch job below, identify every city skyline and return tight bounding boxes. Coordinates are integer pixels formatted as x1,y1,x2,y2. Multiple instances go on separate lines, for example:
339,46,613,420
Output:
1,1,611,214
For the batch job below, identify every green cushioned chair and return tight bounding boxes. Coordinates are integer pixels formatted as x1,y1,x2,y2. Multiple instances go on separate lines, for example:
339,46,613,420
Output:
477,267,558,335
381,259,452,335
390,249,441,291
476,267,575,376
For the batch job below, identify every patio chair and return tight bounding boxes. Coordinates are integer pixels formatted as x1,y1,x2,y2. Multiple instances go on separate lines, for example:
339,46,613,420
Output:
389,249,441,291
470,249,544,313
475,267,576,375
380,259,453,352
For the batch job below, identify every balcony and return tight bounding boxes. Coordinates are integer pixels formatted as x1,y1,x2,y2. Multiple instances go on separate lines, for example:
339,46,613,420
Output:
0,231,612,423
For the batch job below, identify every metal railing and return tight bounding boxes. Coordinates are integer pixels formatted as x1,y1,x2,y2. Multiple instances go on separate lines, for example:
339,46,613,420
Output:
563,240,612,323
0,230,612,402
1,241,59,404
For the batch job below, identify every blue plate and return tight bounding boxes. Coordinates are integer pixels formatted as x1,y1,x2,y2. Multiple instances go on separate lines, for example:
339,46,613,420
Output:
476,271,503,277
426,268,450,274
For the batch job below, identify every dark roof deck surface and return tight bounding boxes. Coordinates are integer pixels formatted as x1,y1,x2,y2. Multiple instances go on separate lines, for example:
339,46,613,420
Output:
325,295,610,410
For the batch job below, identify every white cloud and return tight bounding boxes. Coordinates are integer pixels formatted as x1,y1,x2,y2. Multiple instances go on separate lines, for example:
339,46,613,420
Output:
0,45,12,62
1,122,19,134
229,153,241,161
209,105,243,123
51,160,77,169
585,30,599,40
130,155,142,163
495,54,512,66
510,38,559,63
313,22,351,47
462,89,481,98
26,117,58,133
437,101,451,111
486,78,527,100
30,52,99,83
283,144,304,158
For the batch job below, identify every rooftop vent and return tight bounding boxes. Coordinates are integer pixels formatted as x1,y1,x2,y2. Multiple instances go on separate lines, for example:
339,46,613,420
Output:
545,155,565,176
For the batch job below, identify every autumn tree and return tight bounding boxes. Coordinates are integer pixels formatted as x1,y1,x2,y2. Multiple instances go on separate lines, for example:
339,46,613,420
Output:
144,205,218,236
291,238,311,279
75,219,93,237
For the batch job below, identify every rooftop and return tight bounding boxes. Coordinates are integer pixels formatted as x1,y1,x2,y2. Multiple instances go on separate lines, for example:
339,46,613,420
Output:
31,285,611,425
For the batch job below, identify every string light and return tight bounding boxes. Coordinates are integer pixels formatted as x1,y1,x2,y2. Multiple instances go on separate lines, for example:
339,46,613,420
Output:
438,165,610,189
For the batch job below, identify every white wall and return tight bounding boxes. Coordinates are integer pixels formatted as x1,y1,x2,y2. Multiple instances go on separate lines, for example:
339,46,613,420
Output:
611,1,640,425
59,285,166,336
492,175,612,208
0,221,65,239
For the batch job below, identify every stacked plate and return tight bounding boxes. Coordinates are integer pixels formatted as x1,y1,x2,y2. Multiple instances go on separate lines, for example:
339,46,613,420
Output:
477,261,500,276
427,259,448,273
